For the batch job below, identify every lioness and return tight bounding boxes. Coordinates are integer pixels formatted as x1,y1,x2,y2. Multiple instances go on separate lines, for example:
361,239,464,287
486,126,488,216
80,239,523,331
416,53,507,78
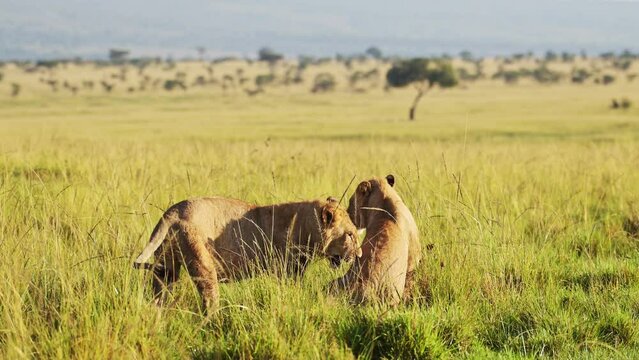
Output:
134,196,361,312
331,175,421,305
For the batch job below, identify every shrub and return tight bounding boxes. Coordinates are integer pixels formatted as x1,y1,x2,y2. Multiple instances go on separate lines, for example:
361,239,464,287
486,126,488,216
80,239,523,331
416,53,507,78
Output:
337,310,446,359
255,74,276,88
10,83,20,97
532,66,561,84
571,68,591,84
311,73,336,93
163,79,186,91
602,74,615,85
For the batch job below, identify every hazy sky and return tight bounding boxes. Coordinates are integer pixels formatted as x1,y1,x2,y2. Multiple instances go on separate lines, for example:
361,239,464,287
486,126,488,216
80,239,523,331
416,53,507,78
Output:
1,0,638,59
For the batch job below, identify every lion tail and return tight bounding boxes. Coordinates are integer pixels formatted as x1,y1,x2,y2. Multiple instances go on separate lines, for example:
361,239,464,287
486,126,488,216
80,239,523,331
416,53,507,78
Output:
133,212,178,269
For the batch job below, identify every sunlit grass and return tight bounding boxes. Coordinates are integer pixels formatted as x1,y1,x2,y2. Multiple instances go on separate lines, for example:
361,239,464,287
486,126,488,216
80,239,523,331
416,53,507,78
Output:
1,60,638,358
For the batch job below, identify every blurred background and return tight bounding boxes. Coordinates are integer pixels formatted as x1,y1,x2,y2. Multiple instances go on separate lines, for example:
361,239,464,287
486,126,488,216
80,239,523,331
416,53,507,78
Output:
2,0,638,60
2,2,639,358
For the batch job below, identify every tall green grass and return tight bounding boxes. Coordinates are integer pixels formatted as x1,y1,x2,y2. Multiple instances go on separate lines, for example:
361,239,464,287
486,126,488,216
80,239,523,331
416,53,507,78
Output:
1,79,638,358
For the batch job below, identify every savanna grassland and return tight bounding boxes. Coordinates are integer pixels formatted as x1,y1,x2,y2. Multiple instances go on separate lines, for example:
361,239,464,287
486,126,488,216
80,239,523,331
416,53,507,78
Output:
1,57,639,359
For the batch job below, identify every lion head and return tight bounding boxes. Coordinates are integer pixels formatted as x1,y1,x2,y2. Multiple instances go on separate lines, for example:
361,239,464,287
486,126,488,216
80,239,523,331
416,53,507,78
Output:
348,174,396,228
318,197,362,268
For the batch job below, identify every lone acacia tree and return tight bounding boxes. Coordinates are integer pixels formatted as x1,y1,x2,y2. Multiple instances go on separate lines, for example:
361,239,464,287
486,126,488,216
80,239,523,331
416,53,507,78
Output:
386,58,458,120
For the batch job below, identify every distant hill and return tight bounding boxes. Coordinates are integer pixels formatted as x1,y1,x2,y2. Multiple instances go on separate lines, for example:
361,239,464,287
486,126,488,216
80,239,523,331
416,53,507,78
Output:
1,0,638,60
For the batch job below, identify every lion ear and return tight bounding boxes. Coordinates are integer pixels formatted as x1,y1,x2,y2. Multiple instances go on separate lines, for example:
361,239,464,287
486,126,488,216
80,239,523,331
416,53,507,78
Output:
357,181,371,195
386,174,395,187
321,205,335,226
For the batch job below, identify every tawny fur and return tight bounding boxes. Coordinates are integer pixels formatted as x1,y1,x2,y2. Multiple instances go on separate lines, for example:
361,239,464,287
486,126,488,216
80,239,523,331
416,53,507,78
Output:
134,197,360,312
332,175,422,305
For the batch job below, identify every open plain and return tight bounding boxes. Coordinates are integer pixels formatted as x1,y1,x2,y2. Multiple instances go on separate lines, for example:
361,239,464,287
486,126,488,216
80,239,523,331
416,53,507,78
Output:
1,59,639,358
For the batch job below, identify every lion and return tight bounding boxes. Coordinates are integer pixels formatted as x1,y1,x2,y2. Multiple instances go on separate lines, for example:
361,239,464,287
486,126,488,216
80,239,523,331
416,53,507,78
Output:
331,174,421,305
133,196,361,313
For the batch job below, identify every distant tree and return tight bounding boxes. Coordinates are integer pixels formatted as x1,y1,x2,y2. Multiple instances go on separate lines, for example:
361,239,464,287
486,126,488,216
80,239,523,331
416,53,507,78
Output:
163,79,186,91
211,56,238,64
361,68,381,87
365,46,383,60
343,57,354,70
531,66,561,84
601,74,615,85
311,73,336,93
100,81,114,93
627,74,638,82
46,80,58,92
258,47,283,64
613,59,632,71
348,68,379,91
222,74,235,90
35,60,60,69
109,49,130,63
459,50,474,62
349,71,364,89
570,68,591,84
611,99,620,109
10,83,20,97
205,65,214,78
544,51,558,62
255,74,276,88
283,66,303,85
244,87,264,97
620,49,636,59
457,65,483,82
600,52,615,60
0,72,3,82
502,71,521,84
192,76,207,87
611,98,632,109
457,67,471,81
386,58,458,120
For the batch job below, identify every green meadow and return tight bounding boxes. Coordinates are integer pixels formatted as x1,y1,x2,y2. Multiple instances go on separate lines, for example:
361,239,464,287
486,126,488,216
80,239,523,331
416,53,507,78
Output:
1,60,639,358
